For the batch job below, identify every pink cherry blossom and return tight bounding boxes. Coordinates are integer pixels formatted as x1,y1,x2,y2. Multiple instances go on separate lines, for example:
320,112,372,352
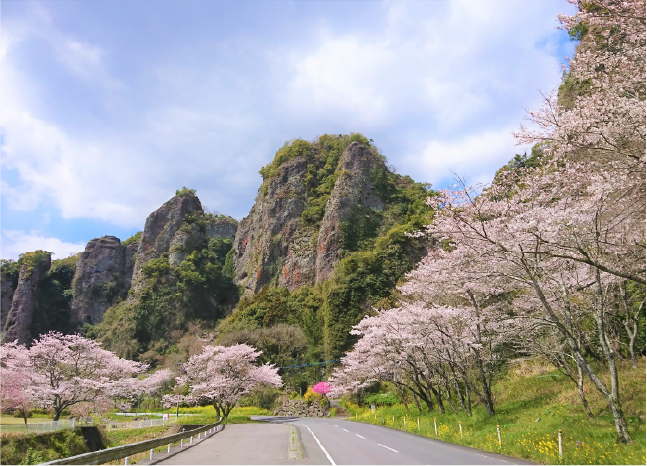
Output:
178,344,282,418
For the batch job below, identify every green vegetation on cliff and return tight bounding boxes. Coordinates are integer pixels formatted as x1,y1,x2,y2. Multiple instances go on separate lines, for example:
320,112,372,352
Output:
31,254,78,337
220,135,434,389
96,211,239,363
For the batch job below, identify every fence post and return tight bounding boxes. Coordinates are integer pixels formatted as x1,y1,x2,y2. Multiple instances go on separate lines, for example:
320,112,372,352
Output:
150,449,154,461
434,418,437,436
558,430,563,458
497,425,502,447
459,421,462,438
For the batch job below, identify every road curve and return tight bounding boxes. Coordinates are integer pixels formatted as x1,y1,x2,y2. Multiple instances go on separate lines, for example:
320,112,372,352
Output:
256,416,533,465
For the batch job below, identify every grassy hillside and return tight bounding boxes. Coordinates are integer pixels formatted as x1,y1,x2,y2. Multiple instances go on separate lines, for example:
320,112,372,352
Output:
342,357,646,465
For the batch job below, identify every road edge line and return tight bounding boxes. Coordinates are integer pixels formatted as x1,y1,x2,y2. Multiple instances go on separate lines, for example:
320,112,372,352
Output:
306,425,336,465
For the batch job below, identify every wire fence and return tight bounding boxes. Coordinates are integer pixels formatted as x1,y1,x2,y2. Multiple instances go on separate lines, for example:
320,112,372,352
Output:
0,417,94,433
101,417,173,431
0,415,179,434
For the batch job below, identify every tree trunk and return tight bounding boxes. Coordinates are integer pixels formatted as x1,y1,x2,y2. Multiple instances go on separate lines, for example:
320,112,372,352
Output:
576,365,593,417
431,385,445,414
524,257,631,442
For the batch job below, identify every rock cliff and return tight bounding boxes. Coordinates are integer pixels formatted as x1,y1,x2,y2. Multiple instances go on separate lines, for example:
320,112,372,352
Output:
1,277,16,331
129,194,204,296
3,252,51,344
233,157,317,293
233,139,388,292
70,236,133,325
315,142,384,282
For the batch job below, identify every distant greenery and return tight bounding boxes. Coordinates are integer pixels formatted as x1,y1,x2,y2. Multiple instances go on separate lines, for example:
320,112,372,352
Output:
175,187,197,197
121,231,142,247
14,251,52,280
1,259,21,289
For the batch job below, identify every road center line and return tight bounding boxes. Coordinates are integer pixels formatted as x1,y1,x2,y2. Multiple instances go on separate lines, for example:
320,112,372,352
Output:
342,428,349,432
306,425,336,466
355,434,366,439
333,425,339,427
377,443,399,453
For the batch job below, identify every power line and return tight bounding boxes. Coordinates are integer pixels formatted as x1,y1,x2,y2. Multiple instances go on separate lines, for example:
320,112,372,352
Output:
278,359,339,369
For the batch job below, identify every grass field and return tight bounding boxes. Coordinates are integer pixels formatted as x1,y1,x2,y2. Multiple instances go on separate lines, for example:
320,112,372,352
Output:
0,415,56,425
343,358,645,465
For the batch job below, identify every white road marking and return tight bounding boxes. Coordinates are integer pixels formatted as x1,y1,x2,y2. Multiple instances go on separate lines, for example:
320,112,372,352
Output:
475,452,510,463
333,424,339,427
377,443,399,453
355,434,366,439
306,425,336,465
342,428,349,432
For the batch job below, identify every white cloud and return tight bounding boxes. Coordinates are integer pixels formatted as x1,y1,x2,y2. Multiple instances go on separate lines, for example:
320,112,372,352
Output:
0,0,576,241
57,40,104,79
403,127,533,189
2,231,85,261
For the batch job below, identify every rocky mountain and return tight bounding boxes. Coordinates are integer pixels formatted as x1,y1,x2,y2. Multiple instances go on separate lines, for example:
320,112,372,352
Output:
0,133,432,363
69,236,137,325
1,191,238,345
232,138,390,293
3,252,52,344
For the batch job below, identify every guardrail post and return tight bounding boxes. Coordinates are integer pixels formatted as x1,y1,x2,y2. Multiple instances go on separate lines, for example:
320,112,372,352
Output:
150,449,154,460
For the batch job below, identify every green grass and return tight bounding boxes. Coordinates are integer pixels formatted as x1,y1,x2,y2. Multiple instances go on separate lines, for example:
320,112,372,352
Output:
344,358,646,465
0,415,57,425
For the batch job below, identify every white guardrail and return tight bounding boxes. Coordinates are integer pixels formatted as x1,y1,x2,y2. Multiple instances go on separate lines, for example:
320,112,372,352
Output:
43,419,224,465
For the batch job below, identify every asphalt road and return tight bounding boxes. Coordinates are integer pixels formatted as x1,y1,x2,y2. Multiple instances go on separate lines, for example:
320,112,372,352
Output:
156,416,534,465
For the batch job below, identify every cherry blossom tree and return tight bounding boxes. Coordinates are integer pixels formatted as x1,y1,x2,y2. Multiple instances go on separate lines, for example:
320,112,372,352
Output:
413,171,639,443
162,394,197,417
178,344,282,418
329,299,514,417
112,368,174,412
516,0,645,170
312,382,331,396
0,342,35,424
27,332,148,421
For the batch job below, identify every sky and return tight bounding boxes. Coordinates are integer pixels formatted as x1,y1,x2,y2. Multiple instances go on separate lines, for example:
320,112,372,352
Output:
0,0,577,261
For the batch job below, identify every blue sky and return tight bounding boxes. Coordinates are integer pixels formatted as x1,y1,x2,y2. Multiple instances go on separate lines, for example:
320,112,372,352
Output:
0,0,576,260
